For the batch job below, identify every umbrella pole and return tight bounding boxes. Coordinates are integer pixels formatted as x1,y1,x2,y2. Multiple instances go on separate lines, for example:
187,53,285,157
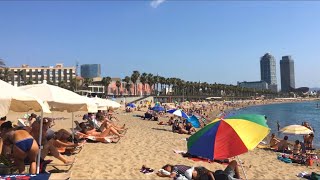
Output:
72,112,74,143
237,156,248,180
36,111,44,174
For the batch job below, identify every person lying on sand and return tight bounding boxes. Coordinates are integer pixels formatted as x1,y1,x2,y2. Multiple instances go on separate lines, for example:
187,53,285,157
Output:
158,117,174,126
157,160,241,180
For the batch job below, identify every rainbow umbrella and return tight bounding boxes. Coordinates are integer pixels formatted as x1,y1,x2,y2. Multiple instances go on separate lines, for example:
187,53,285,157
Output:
187,114,270,160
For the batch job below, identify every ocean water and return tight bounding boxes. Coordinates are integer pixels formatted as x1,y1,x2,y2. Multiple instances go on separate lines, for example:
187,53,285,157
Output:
230,101,320,148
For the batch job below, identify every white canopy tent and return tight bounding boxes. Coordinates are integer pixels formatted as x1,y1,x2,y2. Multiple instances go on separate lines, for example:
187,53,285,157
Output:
0,80,51,117
19,80,97,173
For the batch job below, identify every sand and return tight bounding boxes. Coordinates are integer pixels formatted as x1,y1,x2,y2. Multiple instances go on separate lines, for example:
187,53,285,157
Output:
5,100,320,179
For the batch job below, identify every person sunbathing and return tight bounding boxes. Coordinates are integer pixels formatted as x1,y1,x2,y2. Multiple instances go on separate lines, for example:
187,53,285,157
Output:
95,114,127,133
0,121,39,174
79,122,124,138
292,140,301,155
157,160,241,180
52,129,85,154
185,122,196,134
270,133,280,148
277,136,290,153
30,119,74,164
158,117,174,126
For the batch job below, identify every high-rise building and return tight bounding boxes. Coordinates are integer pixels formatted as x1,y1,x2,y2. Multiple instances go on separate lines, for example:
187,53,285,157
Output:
3,63,76,86
260,53,277,92
80,64,101,78
280,56,295,92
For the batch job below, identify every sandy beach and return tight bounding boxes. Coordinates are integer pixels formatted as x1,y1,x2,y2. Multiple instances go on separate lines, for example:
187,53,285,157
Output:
6,100,320,179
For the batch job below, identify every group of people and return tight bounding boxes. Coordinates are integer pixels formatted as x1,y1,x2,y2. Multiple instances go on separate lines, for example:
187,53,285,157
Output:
79,110,127,143
0,108,127,175
0,115,80,174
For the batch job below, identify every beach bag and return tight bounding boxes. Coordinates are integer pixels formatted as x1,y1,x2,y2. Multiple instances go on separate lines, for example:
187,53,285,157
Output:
311,172,320,180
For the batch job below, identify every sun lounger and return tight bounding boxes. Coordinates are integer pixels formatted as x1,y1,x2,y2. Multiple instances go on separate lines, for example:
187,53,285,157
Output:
46,156,76,173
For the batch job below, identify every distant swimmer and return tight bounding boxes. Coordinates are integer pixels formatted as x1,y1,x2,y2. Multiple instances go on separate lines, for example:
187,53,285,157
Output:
277,121,280,131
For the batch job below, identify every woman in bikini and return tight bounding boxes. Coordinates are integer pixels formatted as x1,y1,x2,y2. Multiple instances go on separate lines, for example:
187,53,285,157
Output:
77,122,122,143
0,121,39,174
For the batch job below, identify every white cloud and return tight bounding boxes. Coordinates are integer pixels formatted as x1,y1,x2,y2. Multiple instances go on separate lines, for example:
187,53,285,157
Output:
150,0,166,8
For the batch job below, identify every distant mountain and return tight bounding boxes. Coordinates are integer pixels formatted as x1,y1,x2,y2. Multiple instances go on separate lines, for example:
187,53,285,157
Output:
309,87,320,92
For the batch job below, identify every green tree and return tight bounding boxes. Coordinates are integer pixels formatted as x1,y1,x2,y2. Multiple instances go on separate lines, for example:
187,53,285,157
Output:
130,71,140,96
125,83,132,95
146,73,154,95
0,59,5,68
83,78,93,88
123,76,131,95
140,73,147,96
101,76,112,96
116,80,121,95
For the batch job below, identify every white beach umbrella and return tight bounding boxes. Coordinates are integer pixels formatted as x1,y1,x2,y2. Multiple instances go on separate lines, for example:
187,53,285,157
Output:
280,125,313,135
19,80,97,113
106,99,121,109
19,80,97,173
88,98,121,110
0,80,51,117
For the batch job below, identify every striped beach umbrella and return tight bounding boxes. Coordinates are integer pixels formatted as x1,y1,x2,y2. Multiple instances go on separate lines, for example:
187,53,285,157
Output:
280,125,313,135
187,114,270,160
167,109,189,119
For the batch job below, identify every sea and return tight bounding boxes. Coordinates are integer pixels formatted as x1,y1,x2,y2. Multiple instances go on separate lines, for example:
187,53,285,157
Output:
229,101,320,148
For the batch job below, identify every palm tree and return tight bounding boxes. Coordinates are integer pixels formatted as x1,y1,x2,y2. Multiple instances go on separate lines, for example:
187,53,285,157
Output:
146,73,154,95
130,71,140,96
125,83,132,95
83,78,93,89
0,59,5,68
140,73,147,96
123,76,131,95
159,76,166,94
69,77,78,91
116,80,121,95
58,81,67,89
153,75,159,95
101,76,112,96
2,68,11,82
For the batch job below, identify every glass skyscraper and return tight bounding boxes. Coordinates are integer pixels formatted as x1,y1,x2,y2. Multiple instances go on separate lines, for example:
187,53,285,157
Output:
80,64,101,78
260,53,277,92
280,56,295,92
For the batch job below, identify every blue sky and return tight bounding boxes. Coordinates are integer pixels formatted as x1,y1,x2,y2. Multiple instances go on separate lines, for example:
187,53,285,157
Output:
1,1,320,88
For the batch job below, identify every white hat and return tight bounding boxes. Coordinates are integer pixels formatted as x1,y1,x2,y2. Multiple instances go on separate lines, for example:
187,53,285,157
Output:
184,167,194,180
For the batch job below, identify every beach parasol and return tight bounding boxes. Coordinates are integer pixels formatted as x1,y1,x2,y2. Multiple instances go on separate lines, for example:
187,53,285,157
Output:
167,109,189,119
151,106,165,112
186,115,200,128
187,114,270,179
0,80,51,117
89,97,121,110
280,125,313,135
126,103,136,108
